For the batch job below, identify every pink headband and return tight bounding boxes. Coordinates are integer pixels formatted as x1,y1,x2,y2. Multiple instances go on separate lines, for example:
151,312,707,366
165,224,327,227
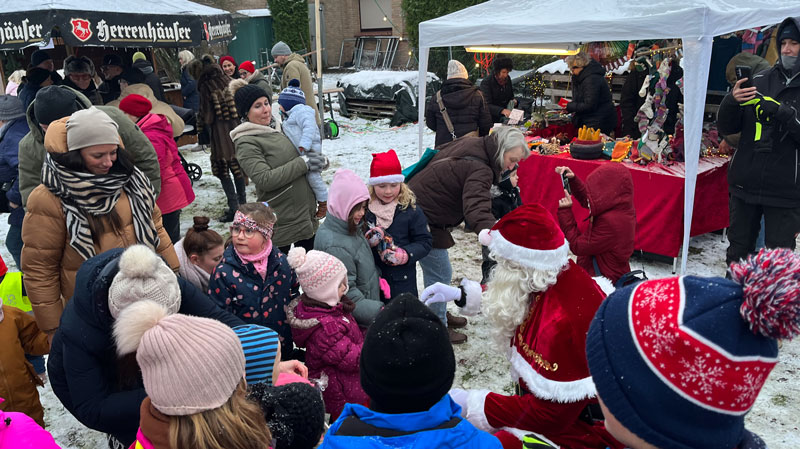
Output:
233,210,274,239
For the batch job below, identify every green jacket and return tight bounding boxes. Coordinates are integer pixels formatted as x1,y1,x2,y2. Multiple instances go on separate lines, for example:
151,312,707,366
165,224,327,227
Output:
231,121,318,248
248,71,274,101
18,86,161,207
280,53,320,125
313,214,383,326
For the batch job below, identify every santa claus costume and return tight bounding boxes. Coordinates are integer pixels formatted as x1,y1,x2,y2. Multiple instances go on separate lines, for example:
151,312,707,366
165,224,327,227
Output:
451,203,622,449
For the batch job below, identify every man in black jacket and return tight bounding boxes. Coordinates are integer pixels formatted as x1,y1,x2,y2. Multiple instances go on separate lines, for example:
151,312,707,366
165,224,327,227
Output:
718,17,800,266
426,60,492,147
47,247,243,447
98,54,125,104
480,57,515,123
132,51,166,102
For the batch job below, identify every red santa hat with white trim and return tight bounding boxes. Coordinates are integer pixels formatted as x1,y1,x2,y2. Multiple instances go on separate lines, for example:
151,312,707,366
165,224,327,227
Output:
368,149,405,185
478,203,570,272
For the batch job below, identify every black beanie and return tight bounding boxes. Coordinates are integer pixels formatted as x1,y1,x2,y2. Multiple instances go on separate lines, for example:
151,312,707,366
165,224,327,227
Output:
24,67,52,86
248,382,325,449
780,20,800,44
33,86,82,125
30,50,52,68
120,67,146,85
360,293,455,414
235,84,269,119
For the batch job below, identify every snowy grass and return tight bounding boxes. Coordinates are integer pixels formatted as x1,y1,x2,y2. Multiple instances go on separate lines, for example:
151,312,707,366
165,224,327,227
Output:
2,72,797,447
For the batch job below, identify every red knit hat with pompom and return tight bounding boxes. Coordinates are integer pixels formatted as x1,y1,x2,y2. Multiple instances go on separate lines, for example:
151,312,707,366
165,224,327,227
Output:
478,203,569,271
368,149,405,185
238,61,255,74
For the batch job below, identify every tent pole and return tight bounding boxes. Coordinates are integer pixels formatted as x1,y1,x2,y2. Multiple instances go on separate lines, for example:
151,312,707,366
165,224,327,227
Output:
417,47,429,156
315,0,325,138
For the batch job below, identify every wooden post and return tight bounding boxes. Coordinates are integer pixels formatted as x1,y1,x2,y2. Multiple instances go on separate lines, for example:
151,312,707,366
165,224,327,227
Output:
0,56,7,93
315,0,324,137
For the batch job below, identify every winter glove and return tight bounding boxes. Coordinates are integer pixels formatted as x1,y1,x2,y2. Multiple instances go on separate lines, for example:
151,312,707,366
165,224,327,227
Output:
758,96,796,123
365,227,385,247
305,150,328,172
449,388,469,415
379,278,391,300
381,247,408,266
420,282,462,305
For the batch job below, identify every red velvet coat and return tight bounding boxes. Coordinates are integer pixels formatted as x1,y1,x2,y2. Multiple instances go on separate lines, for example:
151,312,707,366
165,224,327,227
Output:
557,163,635,283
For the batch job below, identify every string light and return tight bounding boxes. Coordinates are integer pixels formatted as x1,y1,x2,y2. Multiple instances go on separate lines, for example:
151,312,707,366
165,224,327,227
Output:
383,16,388,21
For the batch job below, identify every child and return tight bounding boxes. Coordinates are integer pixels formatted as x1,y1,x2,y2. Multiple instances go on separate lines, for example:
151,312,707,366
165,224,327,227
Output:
286,247,369,420
481,164,522,285
114,300,271,449
313,169,384,326
0,295,50,427
279,78,328,218
249,376,326,449
0,399,61,449
208,203,299,355
174,216,224,292
586,248,800,449
364,150,432,297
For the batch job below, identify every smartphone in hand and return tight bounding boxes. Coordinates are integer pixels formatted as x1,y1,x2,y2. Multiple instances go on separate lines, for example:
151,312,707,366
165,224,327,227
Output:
735,65,753,89
561,171,571,195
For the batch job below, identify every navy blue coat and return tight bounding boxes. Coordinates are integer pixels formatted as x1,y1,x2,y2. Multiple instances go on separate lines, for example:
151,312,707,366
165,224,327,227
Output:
180,67,199,112
47,248,243,446
208,244,299,354
0,117,28,226
366,204,432,298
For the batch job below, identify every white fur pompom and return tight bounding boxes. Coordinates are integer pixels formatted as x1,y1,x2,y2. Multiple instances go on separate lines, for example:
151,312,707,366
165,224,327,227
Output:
592,276,615,296
113,300,169,355
459,278,483,316
478,229,493,247
287,247,307,269
118,245,162,279
228,78,248,97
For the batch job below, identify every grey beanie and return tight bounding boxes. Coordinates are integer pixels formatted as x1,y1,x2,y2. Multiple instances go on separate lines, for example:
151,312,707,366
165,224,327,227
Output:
271,41,292,57
66,107,120,151
34,86,83,125
0,95,25,121
108,245,181,319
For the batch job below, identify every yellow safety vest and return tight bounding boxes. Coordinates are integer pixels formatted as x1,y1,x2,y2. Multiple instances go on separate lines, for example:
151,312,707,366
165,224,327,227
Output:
0,272,31,312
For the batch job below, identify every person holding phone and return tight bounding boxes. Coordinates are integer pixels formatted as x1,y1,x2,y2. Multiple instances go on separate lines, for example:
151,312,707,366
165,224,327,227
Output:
555,164,635,284
717,17,800,268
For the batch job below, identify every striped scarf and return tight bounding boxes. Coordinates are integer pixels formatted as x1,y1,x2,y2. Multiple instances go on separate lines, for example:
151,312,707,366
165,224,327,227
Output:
42,153,160,260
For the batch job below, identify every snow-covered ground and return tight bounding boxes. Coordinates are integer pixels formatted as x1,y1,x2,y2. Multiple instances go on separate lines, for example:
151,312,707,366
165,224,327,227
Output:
2,70,798,448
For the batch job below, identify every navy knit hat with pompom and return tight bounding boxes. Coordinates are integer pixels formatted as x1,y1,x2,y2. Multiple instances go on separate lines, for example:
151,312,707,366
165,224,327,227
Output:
278,78,305,113
586,248,800,449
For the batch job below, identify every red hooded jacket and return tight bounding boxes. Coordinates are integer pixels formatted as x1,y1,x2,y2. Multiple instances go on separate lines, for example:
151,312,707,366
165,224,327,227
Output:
137,113,194,214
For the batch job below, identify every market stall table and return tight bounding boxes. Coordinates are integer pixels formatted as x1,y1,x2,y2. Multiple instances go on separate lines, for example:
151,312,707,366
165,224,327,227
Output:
517,152,730,259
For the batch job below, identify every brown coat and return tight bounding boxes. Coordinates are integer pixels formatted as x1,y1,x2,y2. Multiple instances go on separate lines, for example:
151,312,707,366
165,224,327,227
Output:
280,53,320,125
407,134,502,248
21,187,179,333
0,305,50,426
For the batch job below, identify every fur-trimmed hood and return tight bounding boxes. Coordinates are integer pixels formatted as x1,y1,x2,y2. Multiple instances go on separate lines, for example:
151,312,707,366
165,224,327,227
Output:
229,120,279,141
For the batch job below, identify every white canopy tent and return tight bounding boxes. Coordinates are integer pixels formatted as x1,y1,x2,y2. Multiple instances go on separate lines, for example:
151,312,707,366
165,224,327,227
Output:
416,0,800,274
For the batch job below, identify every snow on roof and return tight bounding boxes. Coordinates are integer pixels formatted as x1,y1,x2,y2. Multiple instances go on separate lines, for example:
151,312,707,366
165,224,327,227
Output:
237,9,271,17
612,59,632,75
6,0,226,15
338,70,439,90
537,59,568,74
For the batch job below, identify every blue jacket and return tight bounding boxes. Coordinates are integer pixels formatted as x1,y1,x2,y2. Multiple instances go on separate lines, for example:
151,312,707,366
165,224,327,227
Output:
47,248,243,447
321,395,502,449
208,244,299,353
365,204,432,297
0,117,28,226
283,104,321,153
180,67,199,112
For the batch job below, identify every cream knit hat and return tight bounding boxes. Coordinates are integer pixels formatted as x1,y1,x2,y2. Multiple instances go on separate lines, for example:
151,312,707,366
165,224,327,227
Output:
66,107,120,151
107,245,181,319
287,247,347,306
114,300,245,415
447,60,469,80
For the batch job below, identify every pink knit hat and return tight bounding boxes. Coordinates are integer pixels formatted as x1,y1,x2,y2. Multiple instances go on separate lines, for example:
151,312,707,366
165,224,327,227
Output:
114,301,245,416
286,247,347,306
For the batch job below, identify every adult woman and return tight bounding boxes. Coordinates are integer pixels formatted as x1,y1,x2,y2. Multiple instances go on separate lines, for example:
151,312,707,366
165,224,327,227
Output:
220,55,239,79
230,83,322,252
564,51,618,135
426,60,492,147
178,50,199,112
407,126,529,343
21,107,179,335
238,60,274,100
47,245,243,448
194,55,246,222
61,56,103,105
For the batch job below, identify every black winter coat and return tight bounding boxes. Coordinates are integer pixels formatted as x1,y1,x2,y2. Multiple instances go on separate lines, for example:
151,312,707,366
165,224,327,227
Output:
480,74,515,123
718,17,800,207
491,178,521,219
47,248,243,446
133,60,166,102
426,78,492,147
566,59,618,134
61,77,104,105
365,204,432,297
98,75,122,104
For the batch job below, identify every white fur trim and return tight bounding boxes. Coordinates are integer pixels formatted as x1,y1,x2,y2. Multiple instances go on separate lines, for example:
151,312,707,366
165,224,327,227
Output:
507,347,596,403
459,278,482,316
488,230,569,271
368,174,405,185
465,389,498,433
478,228,492,246
592,276,615,296
500,427,559,447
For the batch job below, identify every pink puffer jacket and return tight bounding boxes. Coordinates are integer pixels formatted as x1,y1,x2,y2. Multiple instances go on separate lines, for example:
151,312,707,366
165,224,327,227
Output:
138,113,194,214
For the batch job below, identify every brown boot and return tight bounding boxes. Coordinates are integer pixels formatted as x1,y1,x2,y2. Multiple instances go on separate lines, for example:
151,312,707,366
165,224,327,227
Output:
315,201,327,218
447,311,467,329
449,328,467,344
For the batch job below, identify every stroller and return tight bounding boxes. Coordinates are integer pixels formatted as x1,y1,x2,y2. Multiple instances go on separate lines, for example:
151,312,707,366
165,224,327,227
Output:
171,105,203,185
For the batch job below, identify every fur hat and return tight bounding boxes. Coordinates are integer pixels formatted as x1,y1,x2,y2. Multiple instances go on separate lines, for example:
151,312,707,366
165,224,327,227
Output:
368,149,404,185
277,79,305,112
63,55,95,76
587,248,800,449
271,41,292,57
478,203,569,271
107,245,181,319
447,60,469,80
114,301,245,415
119,94,152,118
287,247,347,306
24,67,52,86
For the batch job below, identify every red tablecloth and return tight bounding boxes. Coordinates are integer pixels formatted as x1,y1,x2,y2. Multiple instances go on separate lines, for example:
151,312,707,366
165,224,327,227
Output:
518,153,730,258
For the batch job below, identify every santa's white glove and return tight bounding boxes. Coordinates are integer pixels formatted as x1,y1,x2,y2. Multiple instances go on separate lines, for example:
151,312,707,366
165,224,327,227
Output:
450,388,497,433
449,388,469,415
420,282,461,305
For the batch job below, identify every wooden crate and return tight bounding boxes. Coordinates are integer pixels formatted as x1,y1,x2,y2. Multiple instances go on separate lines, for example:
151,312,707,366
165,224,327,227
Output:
344,99,396,120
